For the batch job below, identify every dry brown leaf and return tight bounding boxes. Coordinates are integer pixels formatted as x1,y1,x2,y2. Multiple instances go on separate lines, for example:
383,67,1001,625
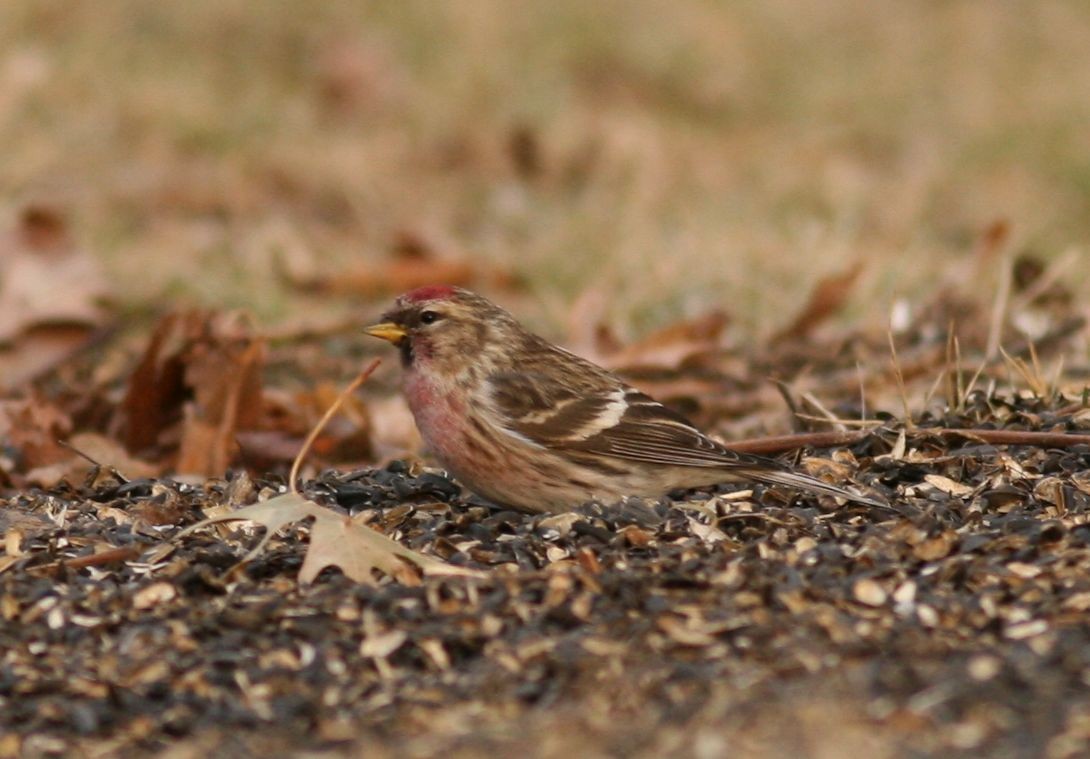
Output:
0,325,109,393
176,337,264,475
0,395,73,479
22,451,157,490
773,261,863,342
120,311,209,451
288,226,514,297
178,493,484,585
0,206,109,342
0,207,110,389
602,310,730,370
65,433,160,479
321,258,477,297
118,310,265,475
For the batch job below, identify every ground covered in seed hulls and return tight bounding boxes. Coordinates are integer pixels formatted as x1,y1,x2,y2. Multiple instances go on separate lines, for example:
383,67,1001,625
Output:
4,218,1090,756
5,393,1090,758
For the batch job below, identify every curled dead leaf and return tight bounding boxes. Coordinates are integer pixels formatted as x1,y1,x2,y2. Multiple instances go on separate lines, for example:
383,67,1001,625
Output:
119,310,265,475
177,493,484,585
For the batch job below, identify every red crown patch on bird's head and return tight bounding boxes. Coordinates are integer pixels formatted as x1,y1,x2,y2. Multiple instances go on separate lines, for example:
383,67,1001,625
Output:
402,285,459,304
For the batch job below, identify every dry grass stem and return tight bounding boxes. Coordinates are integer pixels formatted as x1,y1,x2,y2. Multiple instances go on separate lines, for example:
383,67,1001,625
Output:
800,392,847,432
986,253,1014,361
887,331,914,431
792,414,882,429
944,327,963,412
289,359,382,495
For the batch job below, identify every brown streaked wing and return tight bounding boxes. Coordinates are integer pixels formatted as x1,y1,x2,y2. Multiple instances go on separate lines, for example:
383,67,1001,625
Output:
487,371,618,443
489,373,781,472
562,392,778,470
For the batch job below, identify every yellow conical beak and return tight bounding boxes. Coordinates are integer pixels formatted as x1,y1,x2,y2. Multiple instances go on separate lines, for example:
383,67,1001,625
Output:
365,322,407,344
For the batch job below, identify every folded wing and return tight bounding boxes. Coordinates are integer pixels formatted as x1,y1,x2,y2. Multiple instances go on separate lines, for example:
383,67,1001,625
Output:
486,371,780,471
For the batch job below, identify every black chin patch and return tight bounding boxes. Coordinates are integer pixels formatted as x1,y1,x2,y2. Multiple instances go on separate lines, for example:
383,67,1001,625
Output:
398,339,413,367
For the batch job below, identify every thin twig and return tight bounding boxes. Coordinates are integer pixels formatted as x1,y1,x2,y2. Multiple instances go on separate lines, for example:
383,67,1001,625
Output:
730,431,869,455
728,427,1090,456
940,427,1090,448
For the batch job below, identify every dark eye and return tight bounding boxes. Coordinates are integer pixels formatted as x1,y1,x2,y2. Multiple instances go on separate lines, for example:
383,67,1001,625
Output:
420,310,441,325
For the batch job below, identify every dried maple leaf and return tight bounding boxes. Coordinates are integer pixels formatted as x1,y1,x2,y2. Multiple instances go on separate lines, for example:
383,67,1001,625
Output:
179,493,483,585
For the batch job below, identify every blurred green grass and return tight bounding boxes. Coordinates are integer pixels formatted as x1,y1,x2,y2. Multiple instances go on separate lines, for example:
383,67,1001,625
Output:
2,0,1089,336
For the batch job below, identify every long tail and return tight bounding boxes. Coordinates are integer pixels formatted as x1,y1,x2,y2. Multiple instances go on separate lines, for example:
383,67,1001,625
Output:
745,468,888,509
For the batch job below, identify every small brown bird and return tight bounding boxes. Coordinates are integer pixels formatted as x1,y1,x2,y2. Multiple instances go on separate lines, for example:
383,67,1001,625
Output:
367,286,881,513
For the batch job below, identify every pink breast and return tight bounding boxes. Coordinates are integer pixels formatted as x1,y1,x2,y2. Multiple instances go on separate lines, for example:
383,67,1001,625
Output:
403,373,467,465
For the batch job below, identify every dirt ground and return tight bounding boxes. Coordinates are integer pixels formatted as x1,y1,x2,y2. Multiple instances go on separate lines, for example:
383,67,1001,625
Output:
4,272,1090,758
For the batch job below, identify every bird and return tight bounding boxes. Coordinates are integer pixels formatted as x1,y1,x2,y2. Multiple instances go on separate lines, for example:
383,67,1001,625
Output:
365,285,882,514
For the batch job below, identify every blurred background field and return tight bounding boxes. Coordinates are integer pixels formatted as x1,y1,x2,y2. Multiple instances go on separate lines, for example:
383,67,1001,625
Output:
3,0,1090,337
